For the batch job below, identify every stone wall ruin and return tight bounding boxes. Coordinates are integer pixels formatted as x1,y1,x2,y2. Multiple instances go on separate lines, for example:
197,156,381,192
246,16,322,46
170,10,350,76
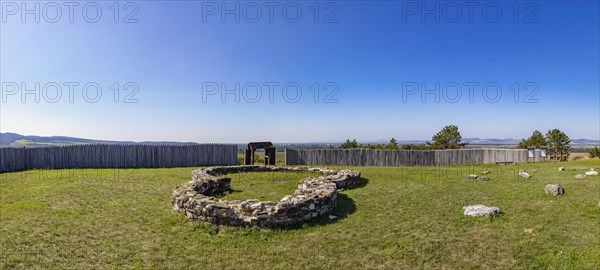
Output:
172,165,361,228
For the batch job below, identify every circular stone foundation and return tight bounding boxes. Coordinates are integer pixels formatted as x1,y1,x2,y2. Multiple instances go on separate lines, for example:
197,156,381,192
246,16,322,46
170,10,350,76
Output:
172,166,361,228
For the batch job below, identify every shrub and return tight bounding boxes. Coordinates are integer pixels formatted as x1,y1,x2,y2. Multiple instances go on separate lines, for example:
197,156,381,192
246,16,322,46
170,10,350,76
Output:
590,146,600,158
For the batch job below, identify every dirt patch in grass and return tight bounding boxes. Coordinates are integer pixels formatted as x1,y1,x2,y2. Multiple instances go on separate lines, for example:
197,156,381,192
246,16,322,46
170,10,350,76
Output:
569,153,591,161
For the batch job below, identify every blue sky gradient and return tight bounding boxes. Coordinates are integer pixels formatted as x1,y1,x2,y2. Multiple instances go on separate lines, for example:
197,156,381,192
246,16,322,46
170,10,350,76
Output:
1,1,599,143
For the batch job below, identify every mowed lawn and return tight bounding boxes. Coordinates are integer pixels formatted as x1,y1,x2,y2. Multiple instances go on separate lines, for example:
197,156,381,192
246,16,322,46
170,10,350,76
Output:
1,160,599,269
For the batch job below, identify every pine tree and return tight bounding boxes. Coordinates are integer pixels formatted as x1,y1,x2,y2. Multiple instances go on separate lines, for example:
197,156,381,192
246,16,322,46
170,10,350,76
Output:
545,129,571,161
388,138,399,150
428,125,466,149
517,130,547,149
339,139,359,149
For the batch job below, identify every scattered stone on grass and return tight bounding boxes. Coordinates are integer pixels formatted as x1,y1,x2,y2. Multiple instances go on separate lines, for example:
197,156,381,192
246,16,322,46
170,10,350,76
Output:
463,205,501,217
544,184,565,196
575,174,587,179
519,171,531,179
585,171,598,176
477,176,489,181
328,215,337,220
558,167,565,171
468,174,479,179
482,171,491,174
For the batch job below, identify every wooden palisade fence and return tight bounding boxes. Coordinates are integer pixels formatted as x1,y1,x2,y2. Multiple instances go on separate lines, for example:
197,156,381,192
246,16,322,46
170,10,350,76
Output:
0,144,237,173
285,148,532,166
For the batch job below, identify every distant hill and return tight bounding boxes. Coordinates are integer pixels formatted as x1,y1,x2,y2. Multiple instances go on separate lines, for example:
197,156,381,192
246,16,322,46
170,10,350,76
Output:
1,132,598,147
0,132,199,147
465,138,599,146
571,139,600,145
324,137,599,147
462,137,520,145
368,137,598,146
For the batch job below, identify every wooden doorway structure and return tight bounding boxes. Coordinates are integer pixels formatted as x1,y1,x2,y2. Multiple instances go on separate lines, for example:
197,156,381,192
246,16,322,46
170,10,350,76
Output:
244,142,276,165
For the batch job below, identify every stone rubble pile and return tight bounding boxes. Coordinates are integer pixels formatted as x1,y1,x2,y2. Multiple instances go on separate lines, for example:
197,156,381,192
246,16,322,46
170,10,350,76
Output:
172,166,361,228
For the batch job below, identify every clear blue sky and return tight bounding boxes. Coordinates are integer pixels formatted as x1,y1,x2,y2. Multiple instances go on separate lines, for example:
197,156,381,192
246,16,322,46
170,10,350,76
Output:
1,1,598,143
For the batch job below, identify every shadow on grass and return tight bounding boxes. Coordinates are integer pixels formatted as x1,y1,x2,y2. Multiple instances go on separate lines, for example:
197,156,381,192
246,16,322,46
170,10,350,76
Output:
184,178,370,232
273,177,369,230
347,177,369,190
271,193,356,231
460,212,505,224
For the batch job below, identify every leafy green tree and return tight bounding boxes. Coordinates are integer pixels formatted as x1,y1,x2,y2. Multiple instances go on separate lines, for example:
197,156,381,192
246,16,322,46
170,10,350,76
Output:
545,129,571,161
400,143,429,150
387,138,399,150
589,146,600,158
428,125,466,149
517,139,529,149
373,144,386,149
517,130,547,149
415,144,429,150
528,130,547,148
400,144,414,150
339,139,359,149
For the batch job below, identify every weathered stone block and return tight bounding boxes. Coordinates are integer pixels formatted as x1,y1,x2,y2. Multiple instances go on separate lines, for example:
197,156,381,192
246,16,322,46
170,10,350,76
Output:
545,184,564,196
463,205,500,217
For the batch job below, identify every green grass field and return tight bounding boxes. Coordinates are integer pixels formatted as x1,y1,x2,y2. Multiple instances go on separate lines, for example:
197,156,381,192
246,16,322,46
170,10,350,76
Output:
1,160,599,269
11,139,91,147
12,139,67,146
236,152,287,165
216,171,323,202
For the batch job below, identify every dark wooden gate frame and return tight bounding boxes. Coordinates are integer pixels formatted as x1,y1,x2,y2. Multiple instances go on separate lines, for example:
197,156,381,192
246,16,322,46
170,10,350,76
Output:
244,142,276,165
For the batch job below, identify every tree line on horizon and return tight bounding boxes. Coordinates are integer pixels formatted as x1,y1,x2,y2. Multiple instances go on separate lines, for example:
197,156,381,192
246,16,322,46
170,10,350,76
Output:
339,125,584,161
339,125,466,150
517,129,583,161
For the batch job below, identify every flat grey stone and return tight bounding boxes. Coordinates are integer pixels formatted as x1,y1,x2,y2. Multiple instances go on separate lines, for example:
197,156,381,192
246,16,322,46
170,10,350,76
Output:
463,205,500,217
